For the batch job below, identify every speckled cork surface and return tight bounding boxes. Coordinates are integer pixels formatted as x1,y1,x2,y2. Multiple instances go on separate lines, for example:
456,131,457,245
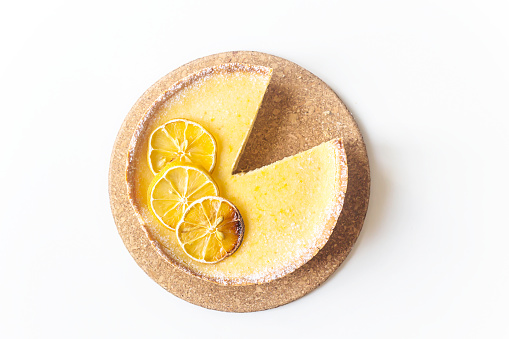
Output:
108,51,370,312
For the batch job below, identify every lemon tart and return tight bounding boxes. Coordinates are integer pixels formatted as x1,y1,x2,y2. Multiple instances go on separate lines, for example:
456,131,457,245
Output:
126,63,348,285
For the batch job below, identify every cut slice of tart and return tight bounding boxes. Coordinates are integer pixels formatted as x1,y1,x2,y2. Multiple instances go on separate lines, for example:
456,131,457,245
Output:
126,63,348,285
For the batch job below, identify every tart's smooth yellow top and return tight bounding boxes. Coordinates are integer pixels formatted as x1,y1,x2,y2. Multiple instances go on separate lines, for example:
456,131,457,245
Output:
127,63,347,285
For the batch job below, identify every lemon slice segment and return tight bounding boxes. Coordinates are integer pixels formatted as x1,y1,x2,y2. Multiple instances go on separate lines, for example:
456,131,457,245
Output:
148,163,219,230
176,197,244,264
148,119,217,174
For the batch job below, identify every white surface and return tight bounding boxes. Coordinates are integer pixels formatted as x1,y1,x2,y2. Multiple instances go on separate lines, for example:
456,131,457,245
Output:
1,1,508,338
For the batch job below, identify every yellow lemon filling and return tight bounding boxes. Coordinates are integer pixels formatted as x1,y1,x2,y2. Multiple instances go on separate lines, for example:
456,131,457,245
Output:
127,64,347,285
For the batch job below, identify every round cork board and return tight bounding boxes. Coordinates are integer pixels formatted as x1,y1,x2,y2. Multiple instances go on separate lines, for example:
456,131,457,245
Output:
108,51,370,312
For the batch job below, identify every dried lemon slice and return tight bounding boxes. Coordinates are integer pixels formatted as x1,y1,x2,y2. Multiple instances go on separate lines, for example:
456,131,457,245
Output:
176,197,244,264
148,119,216,174
148,162,219,230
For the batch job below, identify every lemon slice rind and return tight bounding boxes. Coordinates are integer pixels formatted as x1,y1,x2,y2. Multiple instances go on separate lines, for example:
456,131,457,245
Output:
148,118,217,174
148,163,219,231
176,196,244,264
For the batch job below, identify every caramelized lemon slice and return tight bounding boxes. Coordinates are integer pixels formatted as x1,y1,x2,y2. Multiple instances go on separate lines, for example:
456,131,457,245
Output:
148,163,219,230
176,197,244,264
148,119,216,174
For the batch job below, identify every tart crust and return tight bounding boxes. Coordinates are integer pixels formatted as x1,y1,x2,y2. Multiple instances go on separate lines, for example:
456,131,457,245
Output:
126,63,348,285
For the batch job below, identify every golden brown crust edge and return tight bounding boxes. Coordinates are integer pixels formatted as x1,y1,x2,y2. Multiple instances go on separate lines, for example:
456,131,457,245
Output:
124,64,347,286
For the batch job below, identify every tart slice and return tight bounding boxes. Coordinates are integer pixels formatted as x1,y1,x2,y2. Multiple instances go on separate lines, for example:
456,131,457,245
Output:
127,63,347,285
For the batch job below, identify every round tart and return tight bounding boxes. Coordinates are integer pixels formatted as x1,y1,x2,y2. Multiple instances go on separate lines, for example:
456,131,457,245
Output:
126,63,348,285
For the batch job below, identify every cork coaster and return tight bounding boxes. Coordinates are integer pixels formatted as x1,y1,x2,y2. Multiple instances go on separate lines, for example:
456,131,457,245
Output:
108,51,370,312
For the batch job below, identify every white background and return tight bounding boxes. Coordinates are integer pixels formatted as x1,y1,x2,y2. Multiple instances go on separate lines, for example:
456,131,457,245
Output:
1,1,508,338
